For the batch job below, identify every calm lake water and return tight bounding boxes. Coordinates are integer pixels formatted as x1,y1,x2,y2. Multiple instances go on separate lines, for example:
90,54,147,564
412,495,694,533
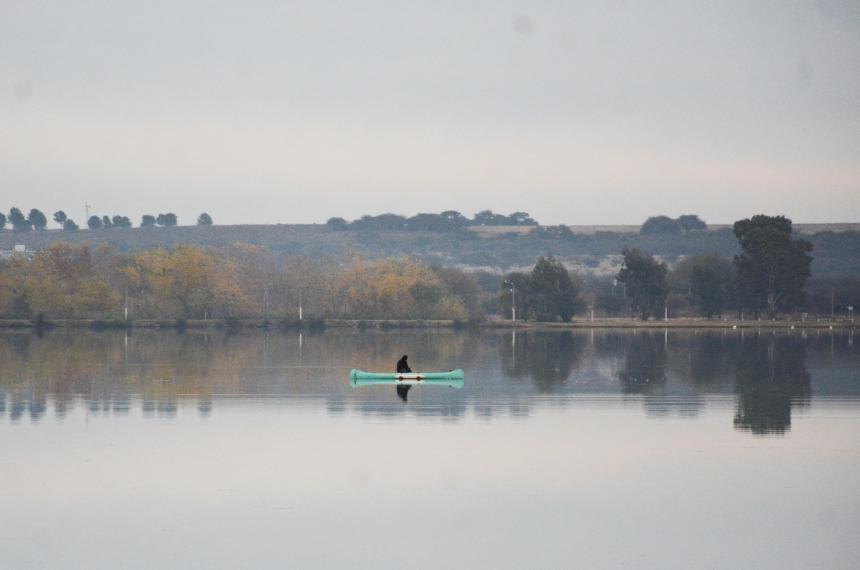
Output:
1,328,859,569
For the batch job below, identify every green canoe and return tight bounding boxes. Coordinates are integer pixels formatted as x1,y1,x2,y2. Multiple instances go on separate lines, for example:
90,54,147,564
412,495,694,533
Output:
349,369,465,388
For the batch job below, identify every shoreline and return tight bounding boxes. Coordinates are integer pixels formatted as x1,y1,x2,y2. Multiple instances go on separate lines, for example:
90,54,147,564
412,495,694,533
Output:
0,317,855,331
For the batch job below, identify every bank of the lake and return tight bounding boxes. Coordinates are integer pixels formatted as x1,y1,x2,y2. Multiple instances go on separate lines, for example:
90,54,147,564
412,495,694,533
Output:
0,317,855,330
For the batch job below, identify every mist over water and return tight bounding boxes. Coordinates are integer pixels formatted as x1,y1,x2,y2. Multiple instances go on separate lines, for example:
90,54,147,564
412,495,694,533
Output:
1,329,858,568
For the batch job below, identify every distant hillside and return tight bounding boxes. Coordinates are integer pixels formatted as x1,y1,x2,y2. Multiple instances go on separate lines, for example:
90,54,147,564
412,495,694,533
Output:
468,222,860,236
2,223,859,278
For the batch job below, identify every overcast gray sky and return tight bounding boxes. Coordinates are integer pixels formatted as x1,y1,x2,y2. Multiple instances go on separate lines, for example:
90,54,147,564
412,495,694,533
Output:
2,0,859,226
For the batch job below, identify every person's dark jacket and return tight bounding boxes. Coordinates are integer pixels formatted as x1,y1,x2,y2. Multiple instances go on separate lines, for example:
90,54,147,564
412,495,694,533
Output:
396,355,411,373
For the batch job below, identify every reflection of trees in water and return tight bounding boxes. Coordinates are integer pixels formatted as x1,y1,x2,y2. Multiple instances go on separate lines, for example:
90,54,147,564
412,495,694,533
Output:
649,331,738,417
802,330,860,396
733,334,811,435
0,329,832,426
0,330,263,420
618,332,667,394
616,332,709,417
142,397,178,418
687,331,735,390
501,331,583,392
0,331,121,421
0,329,485,420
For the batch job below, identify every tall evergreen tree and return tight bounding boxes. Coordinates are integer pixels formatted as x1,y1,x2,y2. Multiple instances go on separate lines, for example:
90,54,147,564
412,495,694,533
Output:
677,214,707,232
733,215,812,317
9,208,31,232
157,213,177,227
28,209,47,231
528,255,580,321
617,248,668,320
640,215,680,235
111,215,132,228
326,217,349,230
681,254,736,318
508,211,537,226
473,210,497,225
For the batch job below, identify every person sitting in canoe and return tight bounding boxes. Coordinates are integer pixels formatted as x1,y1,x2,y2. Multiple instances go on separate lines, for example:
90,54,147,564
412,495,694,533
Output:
396,355,411,374
396,355,411,402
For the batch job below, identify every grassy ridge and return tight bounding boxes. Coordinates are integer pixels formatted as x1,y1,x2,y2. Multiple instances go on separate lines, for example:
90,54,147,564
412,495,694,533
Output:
2,223,859,277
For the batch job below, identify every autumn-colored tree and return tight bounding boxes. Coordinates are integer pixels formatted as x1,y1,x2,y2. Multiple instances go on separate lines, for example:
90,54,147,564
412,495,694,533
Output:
0,244,120,318
0,260,23,315
162,247,252,318
330,258,467,319
0,245,483,321
282,256,334,319
221,244,278,318
431,266,482,320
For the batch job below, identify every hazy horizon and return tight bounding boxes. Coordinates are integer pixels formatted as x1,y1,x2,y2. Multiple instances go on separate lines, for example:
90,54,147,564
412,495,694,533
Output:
3,1,859,225
2,205,859,228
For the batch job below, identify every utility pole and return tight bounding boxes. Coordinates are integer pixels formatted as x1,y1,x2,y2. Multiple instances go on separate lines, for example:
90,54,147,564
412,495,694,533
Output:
503,281,516,321
831,287,835,319
84,202,91,222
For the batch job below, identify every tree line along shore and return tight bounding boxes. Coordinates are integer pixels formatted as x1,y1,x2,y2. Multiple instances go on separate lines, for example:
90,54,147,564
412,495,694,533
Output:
0,214,857,327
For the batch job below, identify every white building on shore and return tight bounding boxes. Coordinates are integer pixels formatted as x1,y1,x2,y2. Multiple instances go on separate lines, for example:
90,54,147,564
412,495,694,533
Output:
0,245,37,260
